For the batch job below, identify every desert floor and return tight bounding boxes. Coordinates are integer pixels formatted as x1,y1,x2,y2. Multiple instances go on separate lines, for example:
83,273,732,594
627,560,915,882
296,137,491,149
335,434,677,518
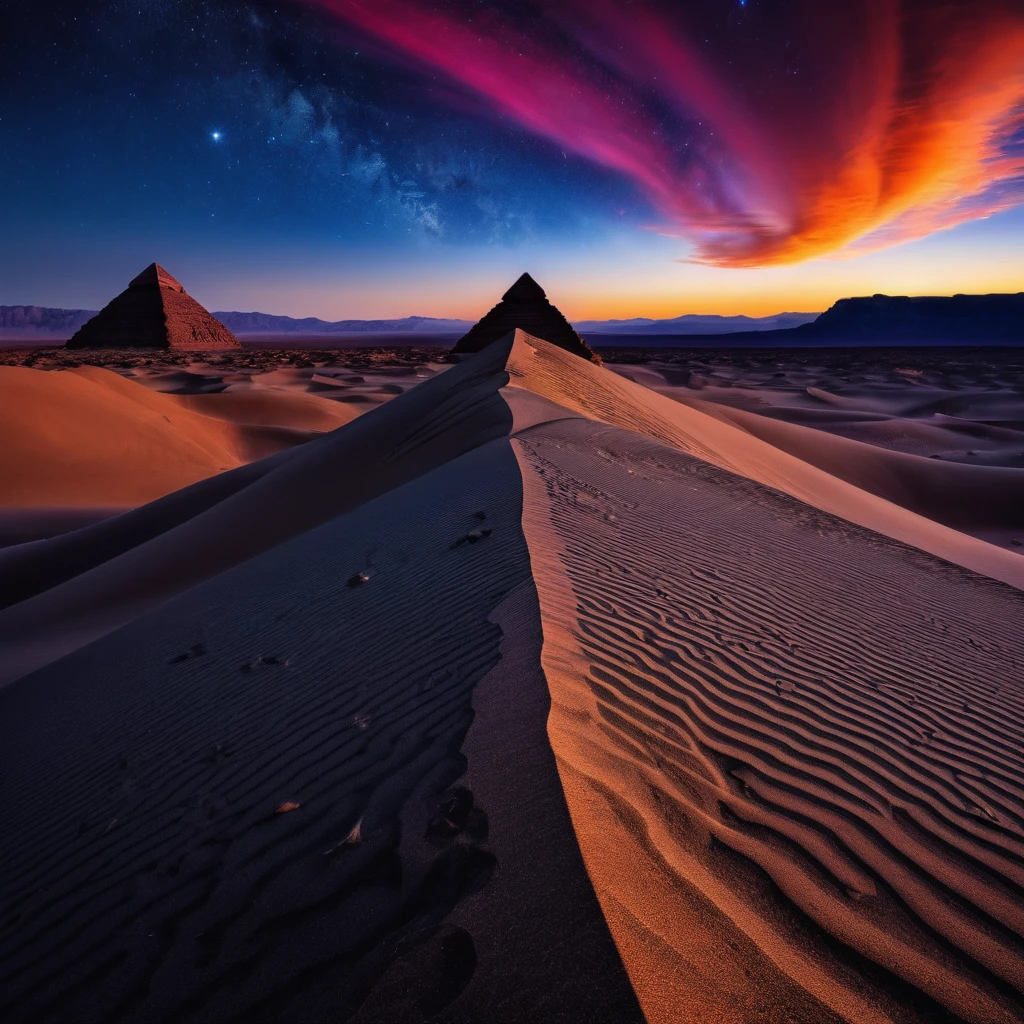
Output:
1,336,1023,1023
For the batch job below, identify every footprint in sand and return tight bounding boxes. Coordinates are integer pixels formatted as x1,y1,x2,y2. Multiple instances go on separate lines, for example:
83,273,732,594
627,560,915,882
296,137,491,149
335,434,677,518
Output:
169,642,207,665
450,527,492,549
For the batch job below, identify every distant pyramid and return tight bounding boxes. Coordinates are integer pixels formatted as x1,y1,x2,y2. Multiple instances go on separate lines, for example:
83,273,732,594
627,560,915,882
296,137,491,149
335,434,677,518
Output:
453,273,599,363
66,263,240,350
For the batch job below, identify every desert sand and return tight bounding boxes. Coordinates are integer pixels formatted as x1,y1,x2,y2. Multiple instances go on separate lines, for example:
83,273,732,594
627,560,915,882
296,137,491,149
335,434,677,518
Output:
2,332,1023,1023
610,350,1024,550
0,350,445,509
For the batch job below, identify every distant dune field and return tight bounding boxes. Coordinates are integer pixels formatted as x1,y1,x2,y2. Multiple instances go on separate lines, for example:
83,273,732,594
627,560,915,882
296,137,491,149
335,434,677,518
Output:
0,353,446,512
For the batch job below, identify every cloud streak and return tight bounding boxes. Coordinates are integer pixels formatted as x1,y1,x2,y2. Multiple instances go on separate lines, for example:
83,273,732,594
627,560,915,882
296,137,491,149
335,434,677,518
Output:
303,0,1024,267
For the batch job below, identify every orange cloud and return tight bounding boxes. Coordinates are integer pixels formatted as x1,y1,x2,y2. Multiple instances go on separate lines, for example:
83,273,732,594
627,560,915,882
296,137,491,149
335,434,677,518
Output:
733,3,1024,266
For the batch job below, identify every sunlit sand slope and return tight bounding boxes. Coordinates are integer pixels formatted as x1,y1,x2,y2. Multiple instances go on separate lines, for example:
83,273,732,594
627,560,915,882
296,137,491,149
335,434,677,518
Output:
682,397,1024,536
515,416,1024,1023
507,334,1024,590
0,365,348,507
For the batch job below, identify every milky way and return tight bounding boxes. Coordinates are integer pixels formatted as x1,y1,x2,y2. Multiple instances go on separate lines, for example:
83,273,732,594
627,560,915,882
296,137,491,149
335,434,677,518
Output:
307,0,1024,266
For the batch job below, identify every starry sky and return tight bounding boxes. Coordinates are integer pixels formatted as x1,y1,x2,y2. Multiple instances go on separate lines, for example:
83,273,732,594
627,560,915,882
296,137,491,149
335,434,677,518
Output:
2,0,1023,320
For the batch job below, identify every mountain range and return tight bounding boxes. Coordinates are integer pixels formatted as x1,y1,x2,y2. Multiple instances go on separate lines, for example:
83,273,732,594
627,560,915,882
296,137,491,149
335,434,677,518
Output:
0,306,817,340
0,306,97,338
3,292,1022,344
573,311,818,334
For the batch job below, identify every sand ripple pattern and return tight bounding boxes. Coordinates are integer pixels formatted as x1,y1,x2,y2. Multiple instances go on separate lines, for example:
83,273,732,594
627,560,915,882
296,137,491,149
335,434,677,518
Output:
0,440,529,1023
517,418,1024,1024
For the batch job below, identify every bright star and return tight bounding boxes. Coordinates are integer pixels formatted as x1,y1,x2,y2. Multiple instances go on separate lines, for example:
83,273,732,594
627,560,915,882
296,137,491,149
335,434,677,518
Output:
211,131,222,142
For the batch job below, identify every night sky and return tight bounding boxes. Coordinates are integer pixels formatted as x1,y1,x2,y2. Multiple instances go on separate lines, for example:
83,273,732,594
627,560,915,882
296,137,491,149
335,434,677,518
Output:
2,0,1023,320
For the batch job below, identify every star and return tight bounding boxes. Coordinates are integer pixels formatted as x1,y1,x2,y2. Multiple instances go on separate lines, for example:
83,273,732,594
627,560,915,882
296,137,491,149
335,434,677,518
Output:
211,130,222,142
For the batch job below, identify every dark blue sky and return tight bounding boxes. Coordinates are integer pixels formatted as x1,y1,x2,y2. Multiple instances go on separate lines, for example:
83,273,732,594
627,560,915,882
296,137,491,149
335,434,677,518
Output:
1,1,641,310
2,0,1022,320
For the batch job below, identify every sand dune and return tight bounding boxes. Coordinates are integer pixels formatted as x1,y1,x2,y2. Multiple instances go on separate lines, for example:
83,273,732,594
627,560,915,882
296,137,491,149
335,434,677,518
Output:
1,437,539,1024
683,398,1024,534
611,357,1024,537
516,416,1024,1024
0,364,345,508
176,391,362,432
0,507,126,548
0,345,513,684
0,356,431,510
0,364,249,507
506,335,1024,589
2,331,1023,1023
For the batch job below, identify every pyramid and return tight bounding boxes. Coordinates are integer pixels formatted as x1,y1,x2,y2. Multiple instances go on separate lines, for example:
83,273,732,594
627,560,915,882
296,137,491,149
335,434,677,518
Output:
66,263,240,350
453,273,600,363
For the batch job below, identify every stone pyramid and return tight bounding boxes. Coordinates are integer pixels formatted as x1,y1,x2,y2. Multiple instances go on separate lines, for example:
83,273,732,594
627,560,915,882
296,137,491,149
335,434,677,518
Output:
66,263,240,350
453,273,599,363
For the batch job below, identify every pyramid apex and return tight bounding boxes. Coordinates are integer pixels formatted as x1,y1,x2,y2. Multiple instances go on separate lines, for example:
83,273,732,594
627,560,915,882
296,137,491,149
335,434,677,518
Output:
502,273,546,302
129,263,185,292
454,274,599,363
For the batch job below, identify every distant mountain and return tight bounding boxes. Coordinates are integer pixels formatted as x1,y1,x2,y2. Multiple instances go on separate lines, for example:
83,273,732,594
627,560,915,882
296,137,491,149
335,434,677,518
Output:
212,312,473,335
662,292,1024,347
798,293,1024,343
573,311,819,335
0,305,97,338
